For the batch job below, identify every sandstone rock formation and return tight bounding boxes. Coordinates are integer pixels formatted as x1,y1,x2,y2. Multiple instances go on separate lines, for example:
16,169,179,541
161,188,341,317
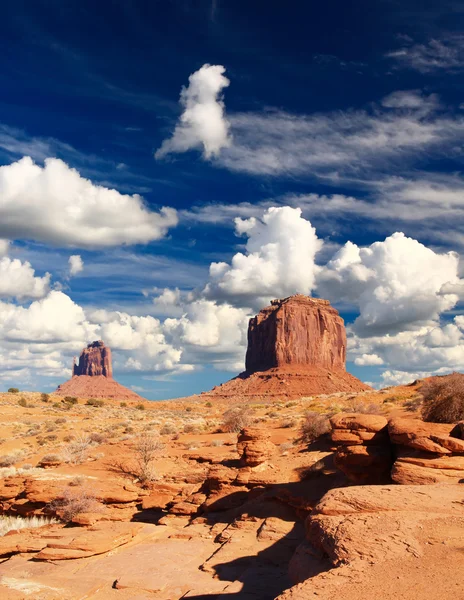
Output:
237,427,276,467
56,340,143,400
329,414,464,485
330,413,393,484
246,296,346,372
389,417,464,484
72,340,112,377
204,295,370,399
281,484,464,599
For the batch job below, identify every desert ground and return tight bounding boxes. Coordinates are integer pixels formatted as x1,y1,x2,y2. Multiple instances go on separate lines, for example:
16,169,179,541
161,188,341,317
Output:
1,380,462,600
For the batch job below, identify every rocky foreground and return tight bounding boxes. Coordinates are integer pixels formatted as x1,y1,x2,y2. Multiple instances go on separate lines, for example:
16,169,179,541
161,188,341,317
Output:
0,382,462,599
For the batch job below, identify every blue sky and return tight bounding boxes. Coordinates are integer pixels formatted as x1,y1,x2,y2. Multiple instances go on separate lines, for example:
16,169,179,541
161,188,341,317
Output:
0,0,464,399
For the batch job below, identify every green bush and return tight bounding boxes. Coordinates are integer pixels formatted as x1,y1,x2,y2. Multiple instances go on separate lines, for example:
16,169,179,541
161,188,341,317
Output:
8,388,19,394
135,403,145,411
86,398,104,408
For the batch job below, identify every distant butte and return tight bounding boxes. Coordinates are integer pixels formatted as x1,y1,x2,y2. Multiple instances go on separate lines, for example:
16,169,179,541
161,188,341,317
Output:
204,294,371,400
56,340,143,401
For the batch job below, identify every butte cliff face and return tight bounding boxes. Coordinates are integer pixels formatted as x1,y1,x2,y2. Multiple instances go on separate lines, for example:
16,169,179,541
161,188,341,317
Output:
73,340,113,378
245,295,346,373
205,294,370,400
56,340,142,401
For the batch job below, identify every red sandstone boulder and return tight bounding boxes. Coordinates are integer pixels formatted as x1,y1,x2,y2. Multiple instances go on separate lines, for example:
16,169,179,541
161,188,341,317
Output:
237,427,275,467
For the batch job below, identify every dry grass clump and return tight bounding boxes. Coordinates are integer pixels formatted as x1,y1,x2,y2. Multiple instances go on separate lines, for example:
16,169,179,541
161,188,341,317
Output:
61,434,93,464
301,412,331,443
343,402,382,415
421,373,464,423
49,486,103,521
222,407,252,433
0,515,58,536
0,449,26,467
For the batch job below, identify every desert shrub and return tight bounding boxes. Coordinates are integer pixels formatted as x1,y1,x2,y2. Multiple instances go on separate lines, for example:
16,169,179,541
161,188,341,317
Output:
113,432,162,487
0,454,17,468
86,398,104,407
120,402,127,408
404,395,423,412
210,439,224,447
185,406,192,413
160,423,177,435
55,417,67,425
63,396,78,405
45,434,58,442
0,515,58,536
421,373,464,423
63,434,75,442
52,402,61,409
301,412,331,443
281,418,297,429
8,388,19,394
41,393,50,403
343,402,382,415
205,402,212,408
62,434,92,464
135,403,145,411
17,397,28,408
88,432,106,444
45,423,57,432
49,486,102,521
183,423,201,434
222,407,252,433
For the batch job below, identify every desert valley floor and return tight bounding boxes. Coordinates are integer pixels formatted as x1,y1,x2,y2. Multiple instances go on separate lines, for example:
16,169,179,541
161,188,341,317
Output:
0,381,463,600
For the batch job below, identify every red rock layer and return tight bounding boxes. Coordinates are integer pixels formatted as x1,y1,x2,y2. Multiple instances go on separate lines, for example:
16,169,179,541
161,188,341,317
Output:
56,375,143,401
73,340,113,378
246,295,346,373
204,366,369,400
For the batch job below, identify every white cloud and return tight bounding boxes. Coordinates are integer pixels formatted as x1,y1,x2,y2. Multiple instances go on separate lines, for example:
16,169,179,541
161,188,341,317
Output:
387,36,464,73
0,240,9,257
155,64,231,159
204,206,322,308
318,232,460,335
354,353,384,366
0,157,178,248
68,255,84,277
0,291,97,343
0,257,51,300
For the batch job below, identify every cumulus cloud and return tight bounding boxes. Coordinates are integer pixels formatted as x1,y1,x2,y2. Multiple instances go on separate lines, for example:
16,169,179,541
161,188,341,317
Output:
0,157,178,248
204,206,322,308
0,240,9,257
318,232,460,335
155,64,231,159
68,255,84,277
0,291,97,343
0,257,51,300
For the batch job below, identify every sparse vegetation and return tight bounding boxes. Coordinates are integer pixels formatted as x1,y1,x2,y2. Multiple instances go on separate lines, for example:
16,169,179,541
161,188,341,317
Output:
49,486,102,521
62,434,92,464
41,393,50,403
17,397,28,408
113,432,162,487
421,373,464,423
86,398,104,407
0,515,58,536
8,388,19,394
301,412,331,442
222,407,252,433
135,403,145,410
63,396,78,405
